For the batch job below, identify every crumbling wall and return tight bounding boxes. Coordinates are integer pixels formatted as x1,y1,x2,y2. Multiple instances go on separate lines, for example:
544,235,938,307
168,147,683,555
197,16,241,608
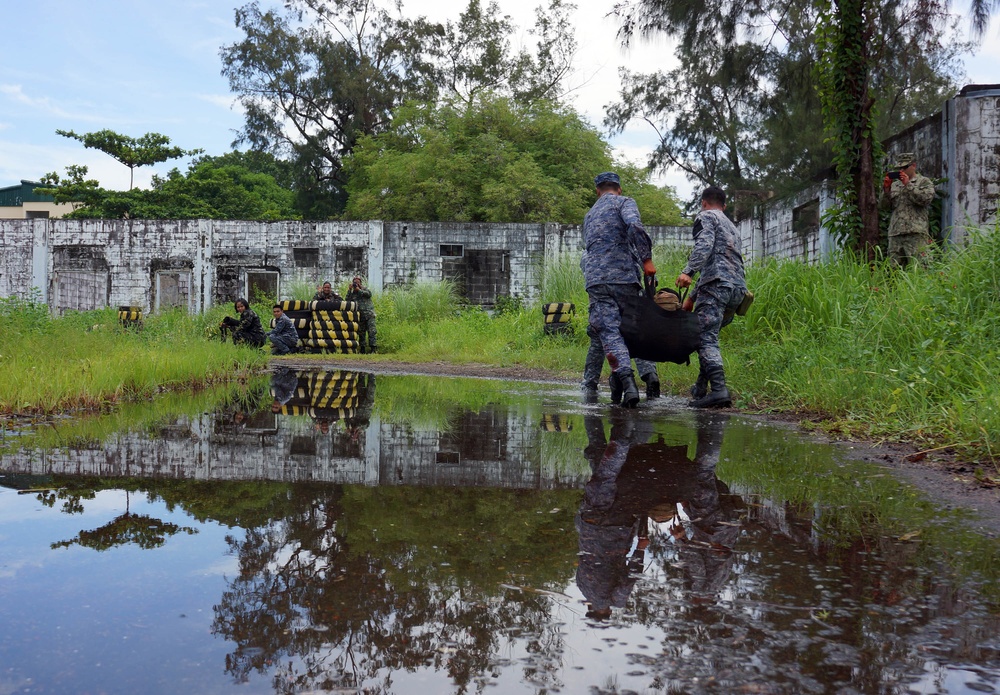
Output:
738,183,836,265
0,219,36,300
950,86,1000,242
382,221,544,304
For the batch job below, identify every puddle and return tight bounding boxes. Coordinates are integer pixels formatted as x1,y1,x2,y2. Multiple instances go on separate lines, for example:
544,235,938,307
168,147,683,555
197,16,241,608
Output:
1,368,999,694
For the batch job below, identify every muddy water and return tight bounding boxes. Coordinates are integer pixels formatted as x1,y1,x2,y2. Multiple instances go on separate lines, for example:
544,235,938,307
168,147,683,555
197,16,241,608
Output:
1,368,999,695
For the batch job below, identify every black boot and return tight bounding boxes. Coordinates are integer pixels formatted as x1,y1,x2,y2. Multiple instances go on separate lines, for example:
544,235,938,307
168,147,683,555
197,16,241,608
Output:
581,381,599,404
689,366,731,408
690,369,708,399
609,372,623,405
614,370,640,408
642,372,660,399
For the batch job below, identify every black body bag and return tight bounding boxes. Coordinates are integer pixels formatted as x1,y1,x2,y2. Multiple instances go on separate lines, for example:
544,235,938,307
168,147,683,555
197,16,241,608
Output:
619,280,702,364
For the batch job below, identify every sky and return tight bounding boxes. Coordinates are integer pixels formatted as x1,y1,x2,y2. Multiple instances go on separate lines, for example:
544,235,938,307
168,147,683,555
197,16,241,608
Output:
1,0,998,202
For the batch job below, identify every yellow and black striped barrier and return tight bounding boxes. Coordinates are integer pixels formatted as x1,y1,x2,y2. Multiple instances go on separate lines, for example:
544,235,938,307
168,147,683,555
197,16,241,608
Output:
118,305,143,330
540,413,573,432
541,302,574,335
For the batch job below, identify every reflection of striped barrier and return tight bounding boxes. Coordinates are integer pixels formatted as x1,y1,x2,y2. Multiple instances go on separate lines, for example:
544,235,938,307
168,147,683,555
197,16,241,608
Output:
271,369,361,420
278,405,355,419
540,413,573,432
541,302,574,335
118,305,143,330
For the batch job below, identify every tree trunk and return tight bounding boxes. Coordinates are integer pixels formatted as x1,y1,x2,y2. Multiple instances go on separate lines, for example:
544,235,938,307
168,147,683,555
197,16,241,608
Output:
856,95,881,260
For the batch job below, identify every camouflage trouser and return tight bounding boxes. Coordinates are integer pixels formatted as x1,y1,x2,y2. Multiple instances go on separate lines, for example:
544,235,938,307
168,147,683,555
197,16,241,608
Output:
269,335,297,355
888,233,931,268
586,283,641,377
693,282,742,372
358,311,377,350
583,324,656,389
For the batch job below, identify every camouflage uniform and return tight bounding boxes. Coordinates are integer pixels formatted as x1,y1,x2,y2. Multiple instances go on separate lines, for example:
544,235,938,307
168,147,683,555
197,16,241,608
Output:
222,307,266,347
881,171,936,267
346,285,377,352
683,209,746,373
582,191,653,378
267,312,299,355
580,253,657,393
313,289,343,302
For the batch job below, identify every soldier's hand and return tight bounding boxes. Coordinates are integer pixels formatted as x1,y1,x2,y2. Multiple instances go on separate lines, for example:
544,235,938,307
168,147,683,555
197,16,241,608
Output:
642,259,656,276
900,171,910,186
676,273,692,288
882,175,892,191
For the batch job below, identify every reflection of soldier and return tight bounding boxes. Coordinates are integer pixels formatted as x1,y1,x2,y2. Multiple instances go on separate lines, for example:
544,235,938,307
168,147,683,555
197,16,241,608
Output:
667,412,741,599
345,373,376,441
576,412,656,620
575,411,740,619
270,367,299,413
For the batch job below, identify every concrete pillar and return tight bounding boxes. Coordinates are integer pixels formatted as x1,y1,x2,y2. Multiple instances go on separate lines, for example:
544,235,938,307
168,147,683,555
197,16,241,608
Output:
31,218,49,305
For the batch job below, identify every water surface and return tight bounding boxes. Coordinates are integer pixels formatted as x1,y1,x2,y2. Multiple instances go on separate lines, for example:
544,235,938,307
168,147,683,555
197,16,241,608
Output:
1,369,998,694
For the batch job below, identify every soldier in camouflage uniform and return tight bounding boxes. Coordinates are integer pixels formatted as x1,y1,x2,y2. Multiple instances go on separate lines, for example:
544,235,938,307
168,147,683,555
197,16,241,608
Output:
346,276,377,353
676,186,747,408
880,153,937,267
313,281,343,302
582,172,657,409
580,251,660,403
220,298,266,348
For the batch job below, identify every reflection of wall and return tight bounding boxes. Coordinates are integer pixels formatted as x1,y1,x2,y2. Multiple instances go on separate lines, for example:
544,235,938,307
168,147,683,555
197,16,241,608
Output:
0,408,590,489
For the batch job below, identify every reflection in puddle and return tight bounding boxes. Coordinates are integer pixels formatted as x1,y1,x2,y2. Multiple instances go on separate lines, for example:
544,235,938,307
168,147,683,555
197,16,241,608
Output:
1,369,999,694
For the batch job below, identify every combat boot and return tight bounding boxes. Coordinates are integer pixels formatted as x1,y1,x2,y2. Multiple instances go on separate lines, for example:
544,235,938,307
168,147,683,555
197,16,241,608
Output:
642,372,660,400
689,366,731,408
614,370,640,409
609,372,623,405
581,381,599,404
689,367,708,399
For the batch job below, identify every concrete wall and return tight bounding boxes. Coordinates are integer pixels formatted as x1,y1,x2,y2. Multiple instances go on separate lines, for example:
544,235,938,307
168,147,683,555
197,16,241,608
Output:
0,218,696,312
0,407,590,489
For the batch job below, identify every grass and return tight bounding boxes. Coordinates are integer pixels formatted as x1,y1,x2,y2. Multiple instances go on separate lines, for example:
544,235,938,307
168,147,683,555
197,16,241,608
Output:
0,296,268,415
4,225,1000,468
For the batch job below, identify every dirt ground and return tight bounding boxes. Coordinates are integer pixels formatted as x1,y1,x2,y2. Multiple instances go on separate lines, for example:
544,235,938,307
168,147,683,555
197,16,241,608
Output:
275,355,1000,537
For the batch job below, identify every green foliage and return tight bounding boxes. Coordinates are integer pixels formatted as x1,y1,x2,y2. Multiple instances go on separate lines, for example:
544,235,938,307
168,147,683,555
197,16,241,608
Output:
344,95,687,224
221,0,577,217
55,129,201,190
608,0,970,214
38,156,297,220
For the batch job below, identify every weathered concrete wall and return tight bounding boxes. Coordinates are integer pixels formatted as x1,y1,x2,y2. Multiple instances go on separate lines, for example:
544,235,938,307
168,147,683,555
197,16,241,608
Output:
0,219,36,300
737,183,838,265
0,409,589,489
949,86,1000,241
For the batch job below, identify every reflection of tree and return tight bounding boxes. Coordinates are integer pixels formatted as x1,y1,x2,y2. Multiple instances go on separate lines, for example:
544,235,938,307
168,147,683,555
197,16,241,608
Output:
50,490,196,551
212,485,581,693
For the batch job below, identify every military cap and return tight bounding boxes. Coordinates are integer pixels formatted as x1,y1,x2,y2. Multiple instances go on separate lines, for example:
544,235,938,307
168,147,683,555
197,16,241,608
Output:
894,153,916,168
594,172,621,187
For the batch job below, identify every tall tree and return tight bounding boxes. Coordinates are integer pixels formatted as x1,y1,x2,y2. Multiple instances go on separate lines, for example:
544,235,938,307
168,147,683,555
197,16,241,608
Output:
342,95,686,224
607,0,982,239
56,129,201,190
220,0,577,217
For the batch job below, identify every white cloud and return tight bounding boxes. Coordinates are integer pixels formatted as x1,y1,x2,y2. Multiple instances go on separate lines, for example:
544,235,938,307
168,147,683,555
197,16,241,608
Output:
198,93,243,113
0,84,115,124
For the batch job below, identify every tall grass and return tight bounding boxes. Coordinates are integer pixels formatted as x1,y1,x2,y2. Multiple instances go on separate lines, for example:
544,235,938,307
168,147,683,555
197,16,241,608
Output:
0,300,267,415
724,228,1000,464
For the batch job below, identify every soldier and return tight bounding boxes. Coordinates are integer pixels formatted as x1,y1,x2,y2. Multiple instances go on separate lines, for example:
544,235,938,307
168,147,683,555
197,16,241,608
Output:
346,276,377,353
582,171,657,409
676,186,747,408
580,251,660,403
880,153,937,267
219,298,266,348
313,281,342,302
267,304,299,355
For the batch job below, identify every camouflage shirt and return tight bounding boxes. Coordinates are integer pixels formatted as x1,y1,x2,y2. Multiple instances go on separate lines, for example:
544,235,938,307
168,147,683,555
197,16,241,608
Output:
313,290,343,302
682,209,746,291
882,173,936,238
346,286,374,314
581,193,653,289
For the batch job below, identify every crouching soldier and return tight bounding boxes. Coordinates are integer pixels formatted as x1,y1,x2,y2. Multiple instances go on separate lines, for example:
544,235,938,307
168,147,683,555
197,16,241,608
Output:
220,298,266,348
268,304,299,355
